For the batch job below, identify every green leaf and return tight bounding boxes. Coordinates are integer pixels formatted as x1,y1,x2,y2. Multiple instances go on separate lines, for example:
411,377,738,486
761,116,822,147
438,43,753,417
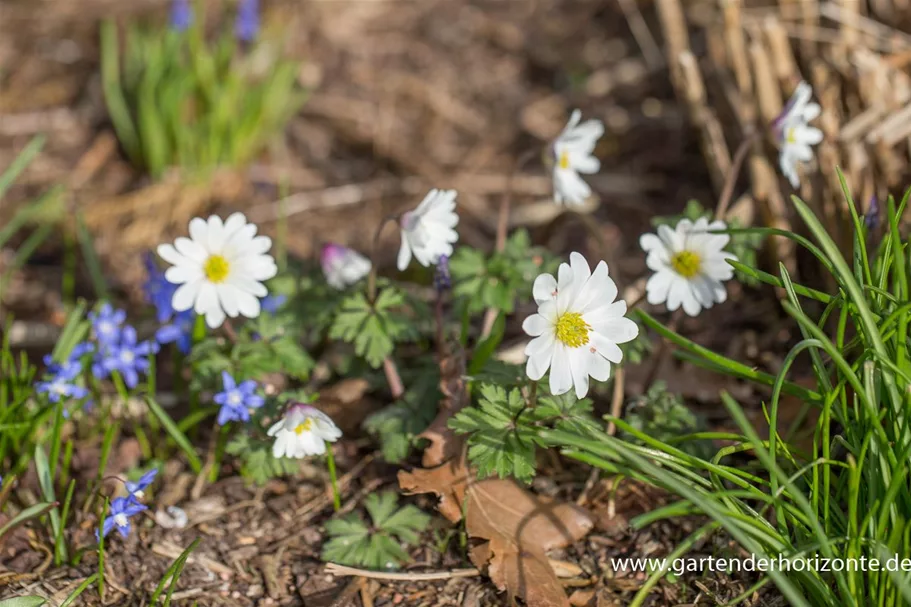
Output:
322,492,429,570
145,397,203,473
329,287,416,368
534,391,602,436
449,384,538,483
0,502,57,541
0,598,48,607
225,434,300,485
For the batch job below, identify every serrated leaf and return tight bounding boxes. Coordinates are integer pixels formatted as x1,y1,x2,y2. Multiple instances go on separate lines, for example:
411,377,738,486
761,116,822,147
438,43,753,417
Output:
322,492,429,570
329,288,416,368
449,384,538,483
534,392,602,436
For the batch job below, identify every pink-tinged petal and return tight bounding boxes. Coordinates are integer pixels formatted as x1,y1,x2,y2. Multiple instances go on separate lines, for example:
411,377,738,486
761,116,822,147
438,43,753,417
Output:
397,236,412,271
533,273,558,304
590,332,624,363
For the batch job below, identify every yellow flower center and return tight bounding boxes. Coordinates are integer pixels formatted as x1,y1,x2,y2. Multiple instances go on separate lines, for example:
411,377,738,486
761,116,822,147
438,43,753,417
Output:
555,312,591,348
671,250,701,278
558,150,571,170
203,255,230,283
786,127,797,144
294,418,314,435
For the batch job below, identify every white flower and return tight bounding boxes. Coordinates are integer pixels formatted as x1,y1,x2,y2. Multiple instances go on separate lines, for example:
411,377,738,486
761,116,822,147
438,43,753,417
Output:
397,189,459,271
552,110,604,206
267,404,342,458
522,252,638,399
157,213,277,329
640,217,738,317
774,81,823,188
321,243,372,290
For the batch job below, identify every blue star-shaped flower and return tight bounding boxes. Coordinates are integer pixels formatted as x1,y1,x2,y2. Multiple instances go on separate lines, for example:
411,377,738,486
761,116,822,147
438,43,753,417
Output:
214,371,264,425
235,0,259,43
261,294,287,315
99,496,147,539
101,326,158,389
125,468,158,500
88,304,126,347
143,253,178,324
155,309,195,354
36,359,89,403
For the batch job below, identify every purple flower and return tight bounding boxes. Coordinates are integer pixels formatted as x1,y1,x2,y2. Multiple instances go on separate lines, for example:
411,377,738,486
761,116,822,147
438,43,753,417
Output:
321,243,372,290
214,371,264,425
100,326,157,389
144,253,178,324
125,468,158,500
99,496,147,539
169,0,193,32
865,195,880,232
36,359,89,403
235,0,259,42
434,255,451,292
155,309,194,354
88,304,126,347
261,294,287,315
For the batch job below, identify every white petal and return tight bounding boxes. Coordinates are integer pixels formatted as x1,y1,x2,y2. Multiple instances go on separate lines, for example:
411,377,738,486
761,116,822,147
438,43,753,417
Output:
206,215,225,251
235,289,261,319
157,244,185,266
525,332,555,358
680,286,703,317
165,265,203,285
591,332,624,363
533,273,557,304
222,213,248,240
645,271,674,306
569,346,591,399
172,280,201,312
594,317,639,345
396,235,412,271
589,352,611,382
548,343,573,396
195,282,219,316
174,237,207,263
188,218,209,246
522,314,550,337
217,283,240,318
205,305,226,328
571,154,600,174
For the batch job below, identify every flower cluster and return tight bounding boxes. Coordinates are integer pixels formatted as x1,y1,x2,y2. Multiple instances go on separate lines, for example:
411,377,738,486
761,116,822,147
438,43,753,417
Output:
79,304,157,390
100,469,158,539
36,355,88,403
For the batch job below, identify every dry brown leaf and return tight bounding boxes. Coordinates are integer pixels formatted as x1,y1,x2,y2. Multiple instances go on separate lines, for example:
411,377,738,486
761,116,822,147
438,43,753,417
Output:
417,347,469,468
399,456,594,607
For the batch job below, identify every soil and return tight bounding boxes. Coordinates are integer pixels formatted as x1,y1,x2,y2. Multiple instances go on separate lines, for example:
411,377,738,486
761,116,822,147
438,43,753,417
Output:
0,0,797,605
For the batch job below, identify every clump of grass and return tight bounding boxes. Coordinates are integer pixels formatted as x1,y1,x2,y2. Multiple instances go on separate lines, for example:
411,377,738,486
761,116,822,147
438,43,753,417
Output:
542,176,911,606
100,2,306,178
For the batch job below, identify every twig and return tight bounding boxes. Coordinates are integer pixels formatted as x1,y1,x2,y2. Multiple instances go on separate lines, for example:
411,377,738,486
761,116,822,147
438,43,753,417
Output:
382,357,405,400
366,214,400,304
617,0,664,69
481,148,537,338
715,131,758,221
325,563,481,581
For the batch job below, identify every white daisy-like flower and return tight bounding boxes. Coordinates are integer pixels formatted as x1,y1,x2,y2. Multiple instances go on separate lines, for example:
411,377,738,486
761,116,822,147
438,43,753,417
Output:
321,243,372,290
773,81,823,188
268,404,342,458
552,110,604,206
157,213,277,329
640,217,738,317
397,189,459,271
522,252,639,399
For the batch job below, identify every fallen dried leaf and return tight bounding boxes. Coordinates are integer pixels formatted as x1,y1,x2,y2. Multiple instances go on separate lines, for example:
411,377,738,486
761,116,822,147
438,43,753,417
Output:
399,455,593,607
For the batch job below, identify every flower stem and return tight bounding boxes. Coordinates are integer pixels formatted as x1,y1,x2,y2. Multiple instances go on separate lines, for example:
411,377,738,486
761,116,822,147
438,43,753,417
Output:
715,130,758,221
223,318,238,343
366,214,400,304
382,357,405,400
326,446,341,512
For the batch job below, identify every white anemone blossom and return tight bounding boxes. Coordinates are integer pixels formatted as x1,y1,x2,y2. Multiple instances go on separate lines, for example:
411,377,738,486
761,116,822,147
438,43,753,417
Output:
397,189,459,271
522,252,638,399
552,110,604,206
640,217,738,317
157,213,277,328
268,404,342,458
321,243,372,290
774,81,823,188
